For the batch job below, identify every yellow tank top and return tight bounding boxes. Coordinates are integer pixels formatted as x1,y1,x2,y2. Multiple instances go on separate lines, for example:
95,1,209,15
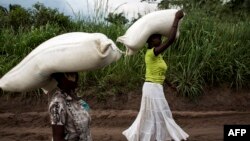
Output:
145,48,167,84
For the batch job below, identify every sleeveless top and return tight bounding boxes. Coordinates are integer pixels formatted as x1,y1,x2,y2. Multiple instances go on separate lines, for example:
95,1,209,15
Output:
145,48,167,84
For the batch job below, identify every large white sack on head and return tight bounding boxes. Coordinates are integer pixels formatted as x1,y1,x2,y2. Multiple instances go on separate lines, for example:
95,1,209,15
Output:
0,32,123,92
117,9,183,55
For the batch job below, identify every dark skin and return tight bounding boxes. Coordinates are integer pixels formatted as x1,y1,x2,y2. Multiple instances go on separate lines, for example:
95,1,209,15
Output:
52,125,65,141
147,10,184,91
147,10,184,56
51,72,79,141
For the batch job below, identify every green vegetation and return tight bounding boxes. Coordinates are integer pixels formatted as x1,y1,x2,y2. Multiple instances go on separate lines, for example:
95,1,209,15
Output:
0,1,249,99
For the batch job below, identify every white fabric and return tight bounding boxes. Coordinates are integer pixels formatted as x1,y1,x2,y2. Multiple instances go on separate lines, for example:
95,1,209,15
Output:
117,9,183,55
0,32,123,92
123,82,189,141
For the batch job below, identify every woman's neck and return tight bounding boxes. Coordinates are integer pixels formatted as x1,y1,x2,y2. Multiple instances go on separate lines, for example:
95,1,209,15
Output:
148,43,154,49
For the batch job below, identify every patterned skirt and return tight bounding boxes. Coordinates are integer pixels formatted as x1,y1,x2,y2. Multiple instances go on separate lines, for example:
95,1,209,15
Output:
122,82,189,141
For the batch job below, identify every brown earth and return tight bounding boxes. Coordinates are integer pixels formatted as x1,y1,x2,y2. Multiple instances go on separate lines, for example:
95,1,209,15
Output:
0,85,249,141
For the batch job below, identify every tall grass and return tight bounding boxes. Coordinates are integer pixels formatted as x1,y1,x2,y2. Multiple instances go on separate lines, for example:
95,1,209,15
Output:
166,9,250,97
0,7,249,99
0,24,61,74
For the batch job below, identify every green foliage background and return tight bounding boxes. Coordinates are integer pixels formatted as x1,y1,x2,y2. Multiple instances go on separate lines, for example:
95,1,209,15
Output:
0,1,249,99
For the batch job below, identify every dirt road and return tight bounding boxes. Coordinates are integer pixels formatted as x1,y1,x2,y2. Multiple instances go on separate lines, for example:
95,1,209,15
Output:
0,87,249,141
0,110,250,141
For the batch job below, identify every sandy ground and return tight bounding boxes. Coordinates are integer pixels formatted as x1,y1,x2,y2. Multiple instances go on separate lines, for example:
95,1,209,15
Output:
0,86,249,141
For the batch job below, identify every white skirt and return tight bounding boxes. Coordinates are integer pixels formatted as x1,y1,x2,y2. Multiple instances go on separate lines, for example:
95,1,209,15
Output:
123,82,189,141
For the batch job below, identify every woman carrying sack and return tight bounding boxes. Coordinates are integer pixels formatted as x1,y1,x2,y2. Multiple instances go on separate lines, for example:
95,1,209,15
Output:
122,10,189,141
48,72,92,141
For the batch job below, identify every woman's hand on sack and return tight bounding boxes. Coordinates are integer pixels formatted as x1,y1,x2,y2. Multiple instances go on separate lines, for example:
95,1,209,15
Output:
175,10,184,20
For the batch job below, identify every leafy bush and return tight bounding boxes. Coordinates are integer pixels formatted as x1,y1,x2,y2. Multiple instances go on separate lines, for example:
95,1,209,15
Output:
8,4,32,31
31,3,72,29
0,1,249,99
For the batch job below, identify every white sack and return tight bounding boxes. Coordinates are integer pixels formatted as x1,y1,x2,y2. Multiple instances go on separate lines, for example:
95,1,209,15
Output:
117,9,183,55
0,32,123,92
